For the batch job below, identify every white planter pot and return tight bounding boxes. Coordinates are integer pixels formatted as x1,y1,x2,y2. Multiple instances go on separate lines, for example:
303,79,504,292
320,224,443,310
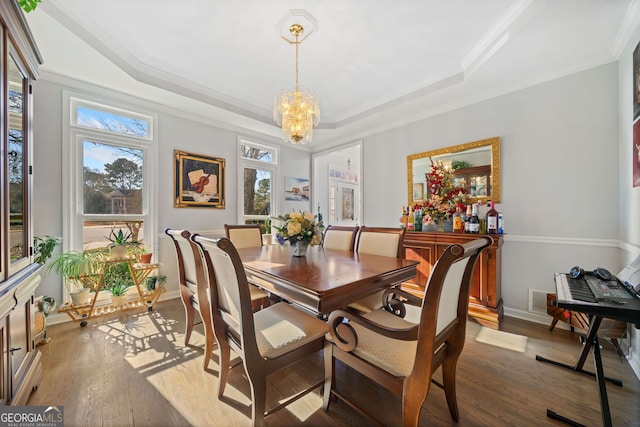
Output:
70,288,90,306
110,245,127,259
262,234,273,245
111,295,126,307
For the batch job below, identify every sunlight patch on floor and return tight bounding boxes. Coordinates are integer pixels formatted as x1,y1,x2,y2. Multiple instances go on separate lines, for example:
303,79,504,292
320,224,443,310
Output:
475,327,528,352
283,390,323,422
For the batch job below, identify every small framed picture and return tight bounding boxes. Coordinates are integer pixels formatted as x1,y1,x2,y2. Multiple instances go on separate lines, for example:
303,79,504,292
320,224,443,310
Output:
412,183,424,201
284,177,310,201
342,188,354,220
174,150,225,208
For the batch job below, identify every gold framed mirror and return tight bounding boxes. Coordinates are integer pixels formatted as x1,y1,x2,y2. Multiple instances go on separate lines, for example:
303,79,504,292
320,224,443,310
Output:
407,136,501,205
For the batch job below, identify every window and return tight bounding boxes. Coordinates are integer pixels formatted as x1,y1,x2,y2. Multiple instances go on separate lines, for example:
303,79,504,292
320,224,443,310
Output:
2,46,31,279
63,95,156,254
238,139,278,225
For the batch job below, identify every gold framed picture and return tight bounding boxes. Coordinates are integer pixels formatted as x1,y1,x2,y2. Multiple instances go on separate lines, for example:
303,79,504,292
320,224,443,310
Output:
174,150,225,208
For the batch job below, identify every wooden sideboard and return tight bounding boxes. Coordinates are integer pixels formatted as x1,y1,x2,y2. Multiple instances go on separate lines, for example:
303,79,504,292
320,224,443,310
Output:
402,231,503,329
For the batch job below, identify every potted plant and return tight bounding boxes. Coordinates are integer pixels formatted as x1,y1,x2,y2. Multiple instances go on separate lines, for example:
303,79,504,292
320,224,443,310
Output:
33,235,60,265
138,247,153,264
110,282,128,307
145,273,166,291
262,217,273,245
46,250,103,306
106,228,140,259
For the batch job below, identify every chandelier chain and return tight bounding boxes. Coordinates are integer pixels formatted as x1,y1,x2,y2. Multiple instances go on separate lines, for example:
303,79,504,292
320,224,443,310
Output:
295,31,299,92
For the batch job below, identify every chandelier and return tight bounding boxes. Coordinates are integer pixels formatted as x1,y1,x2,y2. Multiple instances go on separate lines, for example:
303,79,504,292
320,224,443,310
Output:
273,23,320,145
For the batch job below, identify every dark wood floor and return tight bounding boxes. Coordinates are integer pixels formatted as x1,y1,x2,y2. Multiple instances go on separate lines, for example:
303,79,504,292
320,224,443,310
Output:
28,298,639,426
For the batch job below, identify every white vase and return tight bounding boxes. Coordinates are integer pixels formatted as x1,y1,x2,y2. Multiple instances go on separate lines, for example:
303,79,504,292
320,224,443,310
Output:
70,288,90,306
290,240,309,257
110,245,127,259
111,295,126,307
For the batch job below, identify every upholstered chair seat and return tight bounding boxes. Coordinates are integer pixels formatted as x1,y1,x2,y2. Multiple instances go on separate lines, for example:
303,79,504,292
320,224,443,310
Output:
191,235,331,427
325,237,493,426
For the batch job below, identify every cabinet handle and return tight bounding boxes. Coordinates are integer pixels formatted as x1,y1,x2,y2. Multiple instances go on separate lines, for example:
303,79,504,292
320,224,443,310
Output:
9,347,22,354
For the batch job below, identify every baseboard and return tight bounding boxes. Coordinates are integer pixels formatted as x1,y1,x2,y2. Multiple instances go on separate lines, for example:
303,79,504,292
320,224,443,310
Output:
503,306,571,331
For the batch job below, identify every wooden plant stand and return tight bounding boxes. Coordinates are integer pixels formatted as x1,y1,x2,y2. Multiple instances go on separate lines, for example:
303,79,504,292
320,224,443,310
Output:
58,257,166,327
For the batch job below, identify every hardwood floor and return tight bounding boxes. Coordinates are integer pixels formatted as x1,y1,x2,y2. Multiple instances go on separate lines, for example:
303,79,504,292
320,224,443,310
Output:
28,298,639,426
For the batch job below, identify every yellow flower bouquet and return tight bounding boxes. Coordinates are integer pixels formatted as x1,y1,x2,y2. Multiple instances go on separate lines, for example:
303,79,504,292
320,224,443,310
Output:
274,211,323,246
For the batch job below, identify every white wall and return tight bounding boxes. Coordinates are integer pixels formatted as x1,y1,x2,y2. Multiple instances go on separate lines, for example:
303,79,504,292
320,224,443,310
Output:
359,59,639,375
362,63,621,315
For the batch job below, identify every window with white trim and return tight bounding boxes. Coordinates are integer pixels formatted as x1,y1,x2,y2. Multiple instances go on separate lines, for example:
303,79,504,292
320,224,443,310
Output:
238,138,278,226
63,95,157,254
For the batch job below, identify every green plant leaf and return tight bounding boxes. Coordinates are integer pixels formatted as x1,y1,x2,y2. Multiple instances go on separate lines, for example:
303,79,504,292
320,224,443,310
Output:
18,0,42,13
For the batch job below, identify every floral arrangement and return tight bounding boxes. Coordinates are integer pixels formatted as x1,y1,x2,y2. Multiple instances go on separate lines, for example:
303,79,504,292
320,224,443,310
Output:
274,211,323,246
417,159,470,225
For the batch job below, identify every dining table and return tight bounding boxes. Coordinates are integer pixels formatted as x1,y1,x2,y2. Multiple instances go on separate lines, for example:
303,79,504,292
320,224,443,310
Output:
236,244,419,315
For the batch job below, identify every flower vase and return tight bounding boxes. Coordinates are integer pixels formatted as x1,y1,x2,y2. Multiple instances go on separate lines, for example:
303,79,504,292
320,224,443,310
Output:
443,218,454,232
291,240,309,257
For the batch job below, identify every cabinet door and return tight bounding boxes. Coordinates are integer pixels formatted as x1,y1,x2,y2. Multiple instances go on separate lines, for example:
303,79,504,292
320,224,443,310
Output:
8,300,31,396
403,243,436,289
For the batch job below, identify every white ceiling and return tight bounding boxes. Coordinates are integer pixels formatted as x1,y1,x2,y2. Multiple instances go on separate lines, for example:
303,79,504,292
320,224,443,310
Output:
24,0,639,151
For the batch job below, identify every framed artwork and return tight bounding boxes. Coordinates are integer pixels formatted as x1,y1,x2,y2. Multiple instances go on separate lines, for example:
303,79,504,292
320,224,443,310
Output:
412,183,424,201
284,176,310,201
634,41,640,121
174,150,225,208
634,41,640,187
342,188,354,220
633,117,640,188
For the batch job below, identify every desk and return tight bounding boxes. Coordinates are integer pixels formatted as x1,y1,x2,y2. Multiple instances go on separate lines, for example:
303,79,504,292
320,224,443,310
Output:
237,245,419,315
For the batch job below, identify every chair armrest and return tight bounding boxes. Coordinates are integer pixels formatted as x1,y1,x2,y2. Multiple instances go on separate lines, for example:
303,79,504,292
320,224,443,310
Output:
327,308,419,352
381,288,422,318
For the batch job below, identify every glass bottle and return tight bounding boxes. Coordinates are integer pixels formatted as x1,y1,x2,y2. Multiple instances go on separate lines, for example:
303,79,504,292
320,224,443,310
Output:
486,201,498,234
400,206,408,229
452,204,464,233
468,203,480,234
414,208,422,231
407,206,414,231
464,205,472,233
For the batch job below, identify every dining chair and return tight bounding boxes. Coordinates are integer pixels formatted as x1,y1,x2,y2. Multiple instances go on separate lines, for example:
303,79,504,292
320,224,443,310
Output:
325,236,493,426
165,228,216,370
224,223,271,310
191,234,331,427
322,225,359,251
224,224,263,248
347,226,405,313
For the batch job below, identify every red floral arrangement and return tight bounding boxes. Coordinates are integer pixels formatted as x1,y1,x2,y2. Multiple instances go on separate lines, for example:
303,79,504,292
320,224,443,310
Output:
415,159,469,224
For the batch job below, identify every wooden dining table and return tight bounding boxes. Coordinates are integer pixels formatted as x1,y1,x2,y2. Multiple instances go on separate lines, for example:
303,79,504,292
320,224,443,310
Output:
236,244,419,315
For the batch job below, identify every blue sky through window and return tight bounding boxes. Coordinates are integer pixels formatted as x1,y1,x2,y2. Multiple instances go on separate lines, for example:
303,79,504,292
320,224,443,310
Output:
77,106,149,138
84,141,141,172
